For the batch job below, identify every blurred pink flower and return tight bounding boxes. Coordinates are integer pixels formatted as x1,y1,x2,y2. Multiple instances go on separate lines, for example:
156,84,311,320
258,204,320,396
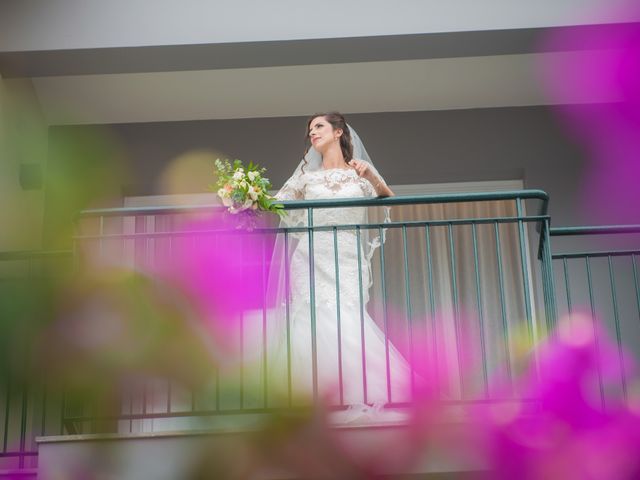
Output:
151,211,280,358
540,7,640,223
477,314,640,479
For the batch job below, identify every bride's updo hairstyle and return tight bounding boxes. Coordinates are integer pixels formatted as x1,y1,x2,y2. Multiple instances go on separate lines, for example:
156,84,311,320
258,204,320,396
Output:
301,112,354,173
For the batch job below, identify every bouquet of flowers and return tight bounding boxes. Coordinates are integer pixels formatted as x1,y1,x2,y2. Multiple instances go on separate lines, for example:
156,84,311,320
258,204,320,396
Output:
212,158,284,217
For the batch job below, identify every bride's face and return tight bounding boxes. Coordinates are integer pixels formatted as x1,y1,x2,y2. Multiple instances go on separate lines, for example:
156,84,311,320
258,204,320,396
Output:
309,116,342,152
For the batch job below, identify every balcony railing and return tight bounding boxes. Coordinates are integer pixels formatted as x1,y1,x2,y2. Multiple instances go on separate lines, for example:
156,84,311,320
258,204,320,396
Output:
549,224,640,405
2,190,638,471
0,250,72,471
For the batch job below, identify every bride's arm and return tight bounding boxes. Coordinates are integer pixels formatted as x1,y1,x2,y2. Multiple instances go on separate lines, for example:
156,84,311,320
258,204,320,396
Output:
349,159,394,197
369,175,394,197
275,172,305,201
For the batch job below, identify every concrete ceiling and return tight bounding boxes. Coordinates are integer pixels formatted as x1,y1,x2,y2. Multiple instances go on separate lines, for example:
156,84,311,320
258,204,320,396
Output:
27,51,618,125
1,24,631,126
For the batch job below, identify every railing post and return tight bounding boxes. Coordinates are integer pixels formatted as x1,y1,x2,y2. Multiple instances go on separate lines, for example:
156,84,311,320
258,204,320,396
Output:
515,198,534,341
540,219,558,332
307,207,318,401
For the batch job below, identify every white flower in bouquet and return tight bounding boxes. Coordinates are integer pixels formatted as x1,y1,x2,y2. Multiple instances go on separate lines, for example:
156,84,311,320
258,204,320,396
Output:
248,185,261,201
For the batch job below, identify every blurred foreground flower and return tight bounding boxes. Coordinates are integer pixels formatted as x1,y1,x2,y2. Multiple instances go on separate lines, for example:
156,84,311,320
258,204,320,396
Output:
540,6,640,223
149,210,282,366
477,314,640,479
37,267,218,425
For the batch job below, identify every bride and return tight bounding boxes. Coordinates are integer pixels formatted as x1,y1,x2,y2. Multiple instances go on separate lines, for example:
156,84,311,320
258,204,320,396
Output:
266,112,411,411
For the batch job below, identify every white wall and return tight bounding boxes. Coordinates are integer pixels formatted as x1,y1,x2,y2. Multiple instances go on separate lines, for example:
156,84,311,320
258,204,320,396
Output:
0,76,47,251
0,0,634,52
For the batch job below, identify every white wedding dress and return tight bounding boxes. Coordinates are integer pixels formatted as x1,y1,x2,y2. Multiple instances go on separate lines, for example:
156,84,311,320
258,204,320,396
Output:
272,167,411,412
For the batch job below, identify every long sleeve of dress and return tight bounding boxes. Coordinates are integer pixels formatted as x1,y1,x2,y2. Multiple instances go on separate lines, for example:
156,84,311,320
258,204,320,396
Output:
275,171,307,228
275,172,304,201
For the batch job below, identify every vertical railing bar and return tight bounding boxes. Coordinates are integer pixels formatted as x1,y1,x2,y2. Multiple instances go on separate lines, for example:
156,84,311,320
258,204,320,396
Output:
632,254,640,323
471,223,489,398
19,265,30,466
494,222,513,392
378,227,392,404
3,369,10,452
140,216,149,427
607,256,627,400
142,381,148,417
425,225,439,398
40,381,48,437
585,257,605,407
447,223,464,397
146,214,153,271
333,227,344,406
93,218,105,436
542,219,558,332
166,380,172,414
543,218,558,325
284,231,292,407
515,199,534,342
166,229,173,413
307,208,319,401
60,390,66,435
90,390,96,434
239,232,245,410
356,226,368,405
262,233,269,408
401,225,415,396
71,219,81,276
65,231,81,437
215,366,220,412
211,231,220,412
38,263,47,442
18,372,28,468
99,215,104,260
240,308,245,409
542,257,551,332
128,385,134,433
539,232,550,332
563,257,572,314
535,220,554,384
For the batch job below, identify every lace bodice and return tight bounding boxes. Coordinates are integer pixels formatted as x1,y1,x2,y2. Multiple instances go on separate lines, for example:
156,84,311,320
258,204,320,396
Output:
302,168,375,199
275,168,376,226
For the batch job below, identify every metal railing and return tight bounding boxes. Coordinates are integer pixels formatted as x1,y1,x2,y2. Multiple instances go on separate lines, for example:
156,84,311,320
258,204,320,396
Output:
64,190,550,429
0,250,72,470
6,190,640,467
549,225,640,405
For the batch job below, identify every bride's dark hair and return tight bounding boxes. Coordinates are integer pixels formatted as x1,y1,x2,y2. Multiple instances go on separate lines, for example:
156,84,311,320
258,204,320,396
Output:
301,112,354,173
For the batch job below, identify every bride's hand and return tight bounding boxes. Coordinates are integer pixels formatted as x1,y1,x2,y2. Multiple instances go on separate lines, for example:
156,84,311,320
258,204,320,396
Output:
349,159,376,182
349,158,394,197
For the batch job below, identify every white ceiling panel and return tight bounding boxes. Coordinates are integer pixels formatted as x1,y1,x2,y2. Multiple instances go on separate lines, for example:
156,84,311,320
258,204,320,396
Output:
32,51,620,125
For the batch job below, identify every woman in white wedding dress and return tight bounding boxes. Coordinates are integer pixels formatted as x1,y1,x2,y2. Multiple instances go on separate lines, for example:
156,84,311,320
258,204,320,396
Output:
269,113,411,412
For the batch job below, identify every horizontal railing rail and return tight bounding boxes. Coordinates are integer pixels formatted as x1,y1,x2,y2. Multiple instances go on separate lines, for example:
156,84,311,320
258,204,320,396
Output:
0,250,72,261
550,225,640,236
79,189,549,217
